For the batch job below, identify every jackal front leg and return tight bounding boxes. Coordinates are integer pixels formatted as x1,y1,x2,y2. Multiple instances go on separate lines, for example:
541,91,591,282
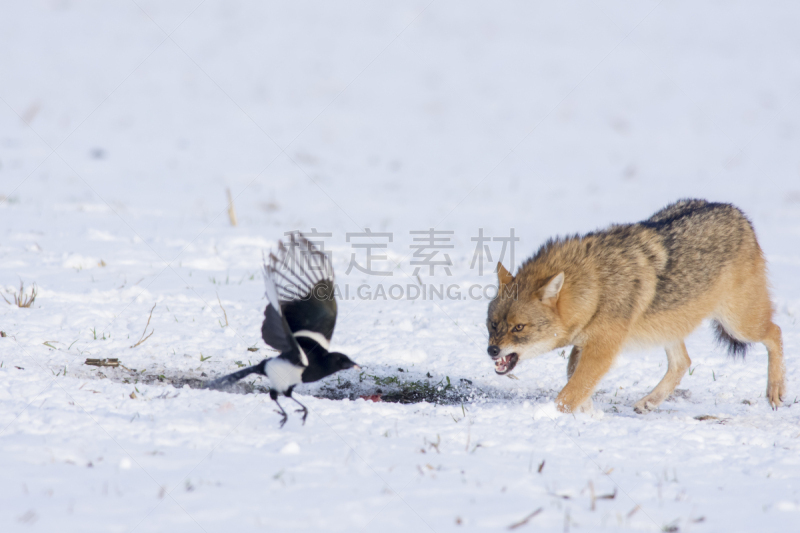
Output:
556,339,619,413
567,346,593,413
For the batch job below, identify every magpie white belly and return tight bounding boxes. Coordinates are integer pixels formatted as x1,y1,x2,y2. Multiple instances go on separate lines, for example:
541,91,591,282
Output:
264,358,305,394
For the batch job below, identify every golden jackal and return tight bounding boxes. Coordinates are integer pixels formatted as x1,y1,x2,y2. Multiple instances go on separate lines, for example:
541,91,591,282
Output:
487,199,785,413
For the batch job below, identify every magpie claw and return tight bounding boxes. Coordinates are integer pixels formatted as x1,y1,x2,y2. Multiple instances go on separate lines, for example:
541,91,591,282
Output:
273,399,289,428
290,397,309,425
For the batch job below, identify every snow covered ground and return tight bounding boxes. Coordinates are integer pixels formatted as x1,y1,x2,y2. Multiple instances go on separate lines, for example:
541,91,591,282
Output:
2,1,800,531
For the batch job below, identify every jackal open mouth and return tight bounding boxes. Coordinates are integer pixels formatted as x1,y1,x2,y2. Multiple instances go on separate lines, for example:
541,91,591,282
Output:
493,353,518,375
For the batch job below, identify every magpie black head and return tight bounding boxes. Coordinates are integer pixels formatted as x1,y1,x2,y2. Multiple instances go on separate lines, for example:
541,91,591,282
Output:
301,351,360,383
327,352,360,371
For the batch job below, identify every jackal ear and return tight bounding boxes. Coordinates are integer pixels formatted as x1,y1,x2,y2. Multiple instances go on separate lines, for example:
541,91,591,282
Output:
540,272,564,305
497,262,513,287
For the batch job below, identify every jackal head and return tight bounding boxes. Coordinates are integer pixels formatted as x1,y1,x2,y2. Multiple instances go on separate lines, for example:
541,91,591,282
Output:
486,263,566,375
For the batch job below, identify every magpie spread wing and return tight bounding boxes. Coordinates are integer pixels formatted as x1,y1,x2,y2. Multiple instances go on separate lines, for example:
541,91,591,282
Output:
261,266,307,367
267,233,338,342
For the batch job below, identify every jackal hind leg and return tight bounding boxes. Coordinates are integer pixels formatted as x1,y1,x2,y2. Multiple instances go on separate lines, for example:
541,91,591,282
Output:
717,275,785,409
763,323,785,409
721,315,785,409
633,341,691,414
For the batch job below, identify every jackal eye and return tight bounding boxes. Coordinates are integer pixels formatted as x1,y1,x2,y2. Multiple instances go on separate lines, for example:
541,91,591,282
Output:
513,324,525,332
490,322,497,330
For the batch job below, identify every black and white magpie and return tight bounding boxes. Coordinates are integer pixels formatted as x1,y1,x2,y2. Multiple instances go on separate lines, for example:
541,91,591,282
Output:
205,233,359,427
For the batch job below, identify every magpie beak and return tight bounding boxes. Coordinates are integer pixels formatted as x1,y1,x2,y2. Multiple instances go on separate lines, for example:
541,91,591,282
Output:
205,232,359,427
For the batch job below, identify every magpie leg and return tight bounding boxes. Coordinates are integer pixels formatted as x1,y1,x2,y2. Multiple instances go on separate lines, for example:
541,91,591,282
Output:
289,396,308,425
272,399,289,428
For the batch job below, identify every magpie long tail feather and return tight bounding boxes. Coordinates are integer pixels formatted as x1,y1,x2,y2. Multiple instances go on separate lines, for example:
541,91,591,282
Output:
205,362,265,390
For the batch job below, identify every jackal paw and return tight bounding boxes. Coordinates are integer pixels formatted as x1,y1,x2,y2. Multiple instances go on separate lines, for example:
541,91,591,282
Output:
577,398,594,413
767,380,785,410
633,394,664,414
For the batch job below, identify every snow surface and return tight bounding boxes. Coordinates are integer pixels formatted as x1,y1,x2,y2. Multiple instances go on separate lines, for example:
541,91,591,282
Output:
2,1,800,531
